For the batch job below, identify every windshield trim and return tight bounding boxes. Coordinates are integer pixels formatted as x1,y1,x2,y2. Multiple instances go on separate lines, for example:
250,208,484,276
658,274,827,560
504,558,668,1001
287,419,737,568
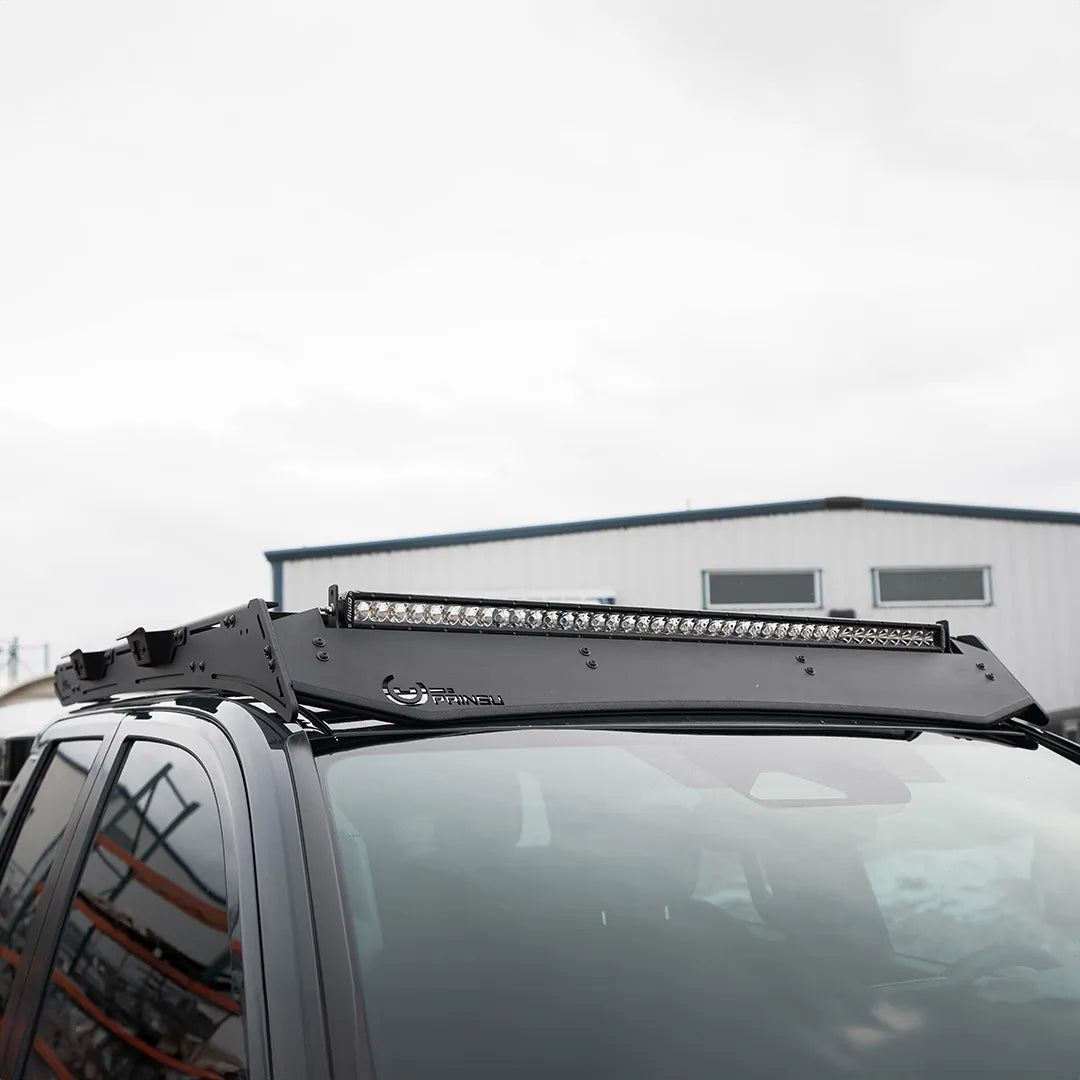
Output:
309,713,1045,757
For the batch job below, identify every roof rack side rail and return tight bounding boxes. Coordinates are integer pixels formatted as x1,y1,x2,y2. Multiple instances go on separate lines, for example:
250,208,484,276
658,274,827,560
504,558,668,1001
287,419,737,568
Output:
55,599,300,724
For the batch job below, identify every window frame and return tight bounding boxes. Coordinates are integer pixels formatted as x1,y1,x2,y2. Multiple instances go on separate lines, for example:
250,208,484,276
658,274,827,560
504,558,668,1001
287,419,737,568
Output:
701,568,823,610
3,710,274,1080
871,565,993,608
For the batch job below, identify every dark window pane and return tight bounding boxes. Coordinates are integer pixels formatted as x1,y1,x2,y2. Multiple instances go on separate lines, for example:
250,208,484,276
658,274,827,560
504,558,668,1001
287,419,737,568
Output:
707,571,817,606
0,741,100,1014
27,741,245,1079
877,568,987,604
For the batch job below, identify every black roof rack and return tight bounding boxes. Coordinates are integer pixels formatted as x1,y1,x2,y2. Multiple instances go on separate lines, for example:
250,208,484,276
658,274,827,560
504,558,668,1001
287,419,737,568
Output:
53,587,1049,729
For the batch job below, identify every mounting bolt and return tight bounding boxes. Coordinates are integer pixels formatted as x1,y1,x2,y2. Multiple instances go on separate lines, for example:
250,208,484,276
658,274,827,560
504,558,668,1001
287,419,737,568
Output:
316,651,330,663
805,666,815,676
795,654,806,664
976,662,986,670
579,647,591,657
312,637,326,648
263,645,272,658
586,658,598,669
198,661,205,672
985,672,995,681
188,661,196,672
267,658,276,671
173,628,184,643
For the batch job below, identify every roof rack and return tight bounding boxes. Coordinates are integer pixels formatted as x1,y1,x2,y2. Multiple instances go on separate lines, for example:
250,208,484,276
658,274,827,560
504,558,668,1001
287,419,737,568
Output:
53,587,1048,730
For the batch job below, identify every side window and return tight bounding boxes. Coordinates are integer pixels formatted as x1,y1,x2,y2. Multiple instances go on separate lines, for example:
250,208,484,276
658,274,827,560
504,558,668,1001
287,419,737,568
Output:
0,740,102,1015
25,741,245,1079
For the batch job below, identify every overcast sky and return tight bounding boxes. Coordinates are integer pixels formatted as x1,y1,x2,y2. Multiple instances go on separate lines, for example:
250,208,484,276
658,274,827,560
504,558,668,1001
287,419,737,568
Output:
2,0,1079,669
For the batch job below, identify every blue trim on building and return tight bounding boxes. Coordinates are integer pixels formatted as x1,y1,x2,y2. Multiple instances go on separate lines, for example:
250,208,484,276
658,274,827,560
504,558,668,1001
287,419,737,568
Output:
265,495,1080,565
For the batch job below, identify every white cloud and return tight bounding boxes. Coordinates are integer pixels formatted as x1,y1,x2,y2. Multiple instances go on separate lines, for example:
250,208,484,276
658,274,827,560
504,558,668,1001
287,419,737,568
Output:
1,0,1078,665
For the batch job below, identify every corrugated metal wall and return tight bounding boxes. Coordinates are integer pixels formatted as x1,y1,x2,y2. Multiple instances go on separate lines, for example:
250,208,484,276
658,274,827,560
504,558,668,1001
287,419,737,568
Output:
280,509,1080,711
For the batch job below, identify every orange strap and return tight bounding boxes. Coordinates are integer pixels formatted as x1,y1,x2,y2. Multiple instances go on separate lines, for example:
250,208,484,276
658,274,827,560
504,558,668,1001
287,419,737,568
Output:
0,944,226,1080
94,834,229,933
71,896,240,1014
32,1039,76,1080
30,879,238,1009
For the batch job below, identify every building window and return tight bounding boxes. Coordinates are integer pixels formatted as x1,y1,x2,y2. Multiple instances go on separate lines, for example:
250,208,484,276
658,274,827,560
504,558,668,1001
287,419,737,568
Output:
703,570,821,609
873,566,992,607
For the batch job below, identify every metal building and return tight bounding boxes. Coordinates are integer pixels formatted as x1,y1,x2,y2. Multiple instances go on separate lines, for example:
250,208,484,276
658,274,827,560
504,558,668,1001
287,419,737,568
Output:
266,496,1080,722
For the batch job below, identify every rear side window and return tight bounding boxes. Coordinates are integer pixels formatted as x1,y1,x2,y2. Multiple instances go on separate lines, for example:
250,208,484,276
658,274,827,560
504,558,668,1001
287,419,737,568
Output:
24,740,245,1079
0,740,101,1015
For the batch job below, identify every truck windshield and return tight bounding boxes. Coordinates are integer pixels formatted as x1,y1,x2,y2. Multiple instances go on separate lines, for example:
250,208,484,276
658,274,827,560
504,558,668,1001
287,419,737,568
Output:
319,727,1080,1078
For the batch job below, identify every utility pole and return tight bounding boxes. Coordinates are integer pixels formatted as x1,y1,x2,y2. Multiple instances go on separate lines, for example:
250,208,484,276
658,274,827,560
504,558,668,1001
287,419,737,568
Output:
0,639,51,688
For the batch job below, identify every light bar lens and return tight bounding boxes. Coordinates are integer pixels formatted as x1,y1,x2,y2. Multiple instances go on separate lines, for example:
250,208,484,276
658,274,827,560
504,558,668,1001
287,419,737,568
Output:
344,592,944,651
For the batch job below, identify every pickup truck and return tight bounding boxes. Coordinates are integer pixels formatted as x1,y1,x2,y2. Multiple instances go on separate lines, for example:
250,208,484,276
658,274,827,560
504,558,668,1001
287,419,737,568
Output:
0,587,1076,1079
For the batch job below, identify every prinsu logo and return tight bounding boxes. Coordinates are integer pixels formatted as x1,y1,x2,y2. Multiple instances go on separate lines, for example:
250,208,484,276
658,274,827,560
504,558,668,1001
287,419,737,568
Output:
381,676,429,706
381,675,505,708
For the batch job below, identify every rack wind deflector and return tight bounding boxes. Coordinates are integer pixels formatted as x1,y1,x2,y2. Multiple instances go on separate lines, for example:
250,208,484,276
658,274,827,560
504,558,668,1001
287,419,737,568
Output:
54,588,1049,729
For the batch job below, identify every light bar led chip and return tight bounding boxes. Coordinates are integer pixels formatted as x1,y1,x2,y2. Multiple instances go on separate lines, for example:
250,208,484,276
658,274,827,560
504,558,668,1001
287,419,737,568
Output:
342,591,946,652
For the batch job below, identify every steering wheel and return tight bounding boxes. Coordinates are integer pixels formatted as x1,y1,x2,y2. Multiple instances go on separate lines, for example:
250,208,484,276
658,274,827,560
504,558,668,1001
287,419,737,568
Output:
945,943,1062,983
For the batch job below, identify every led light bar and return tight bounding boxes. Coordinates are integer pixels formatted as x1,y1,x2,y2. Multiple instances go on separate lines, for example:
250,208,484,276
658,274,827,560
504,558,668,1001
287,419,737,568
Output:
341,591,946,652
